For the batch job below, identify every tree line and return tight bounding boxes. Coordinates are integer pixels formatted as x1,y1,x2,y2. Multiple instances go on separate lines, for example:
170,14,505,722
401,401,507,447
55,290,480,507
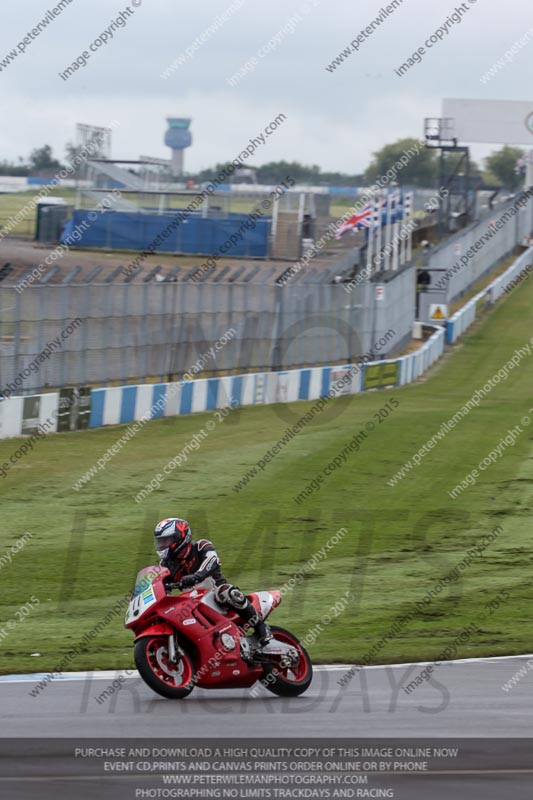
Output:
0,140,526,192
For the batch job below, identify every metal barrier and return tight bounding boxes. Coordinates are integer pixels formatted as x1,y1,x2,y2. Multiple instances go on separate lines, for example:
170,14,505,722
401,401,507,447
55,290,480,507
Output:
446,247,533,344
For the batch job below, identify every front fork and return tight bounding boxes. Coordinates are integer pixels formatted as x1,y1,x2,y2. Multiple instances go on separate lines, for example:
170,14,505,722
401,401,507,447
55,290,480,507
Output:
168,633,185,665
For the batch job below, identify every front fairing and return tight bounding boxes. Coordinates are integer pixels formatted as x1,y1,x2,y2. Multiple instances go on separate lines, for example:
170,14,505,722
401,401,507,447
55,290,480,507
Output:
124,565,168,627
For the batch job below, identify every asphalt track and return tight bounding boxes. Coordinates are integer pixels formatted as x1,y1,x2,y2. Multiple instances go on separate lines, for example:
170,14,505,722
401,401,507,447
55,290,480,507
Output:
1,657,532,798
2,656,533,737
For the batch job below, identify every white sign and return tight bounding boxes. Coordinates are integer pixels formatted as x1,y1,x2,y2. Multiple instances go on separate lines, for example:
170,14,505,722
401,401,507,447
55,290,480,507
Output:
443,98,533,145
331,369,354,396
375,285,385,301
275,375,289,403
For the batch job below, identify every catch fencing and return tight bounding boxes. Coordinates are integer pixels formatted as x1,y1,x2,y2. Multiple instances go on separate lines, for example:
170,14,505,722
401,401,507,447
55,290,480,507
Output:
0,268,415,396
422,190,533,311
446,246,533,344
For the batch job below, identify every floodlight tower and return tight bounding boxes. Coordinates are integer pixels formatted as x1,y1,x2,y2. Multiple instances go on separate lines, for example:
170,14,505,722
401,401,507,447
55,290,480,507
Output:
164,118,192,177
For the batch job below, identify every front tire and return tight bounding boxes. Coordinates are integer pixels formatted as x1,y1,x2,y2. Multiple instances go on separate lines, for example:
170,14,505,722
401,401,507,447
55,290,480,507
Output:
260,625,313,697
134,635,196,699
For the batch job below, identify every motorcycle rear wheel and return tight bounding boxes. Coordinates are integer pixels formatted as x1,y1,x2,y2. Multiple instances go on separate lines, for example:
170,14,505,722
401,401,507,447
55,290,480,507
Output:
260,625,313,697
134,635,196,699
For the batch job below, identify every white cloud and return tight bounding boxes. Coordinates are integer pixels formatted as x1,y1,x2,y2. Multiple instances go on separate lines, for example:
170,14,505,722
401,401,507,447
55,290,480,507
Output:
0,0,530,173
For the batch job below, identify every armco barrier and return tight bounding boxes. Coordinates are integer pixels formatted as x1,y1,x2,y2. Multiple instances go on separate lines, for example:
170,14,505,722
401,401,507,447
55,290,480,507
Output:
0,327,445,440
446,246,533,344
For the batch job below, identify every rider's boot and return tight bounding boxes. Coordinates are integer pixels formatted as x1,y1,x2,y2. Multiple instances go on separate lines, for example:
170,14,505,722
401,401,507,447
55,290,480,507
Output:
239,601,273,647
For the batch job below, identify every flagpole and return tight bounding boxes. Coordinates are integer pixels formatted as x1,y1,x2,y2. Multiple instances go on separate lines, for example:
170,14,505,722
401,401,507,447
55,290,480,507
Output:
366,209,374,276
375,196,383,272
406,191,414,262
392,218,400,271
399,190,407,266
384,190,393,271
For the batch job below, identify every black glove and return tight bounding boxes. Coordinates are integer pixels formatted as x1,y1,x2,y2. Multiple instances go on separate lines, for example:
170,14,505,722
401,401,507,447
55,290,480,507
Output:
180,575,197,589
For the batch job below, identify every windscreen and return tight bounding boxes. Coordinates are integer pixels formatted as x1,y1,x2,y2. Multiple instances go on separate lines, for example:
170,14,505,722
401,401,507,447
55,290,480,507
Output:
131,565,164,598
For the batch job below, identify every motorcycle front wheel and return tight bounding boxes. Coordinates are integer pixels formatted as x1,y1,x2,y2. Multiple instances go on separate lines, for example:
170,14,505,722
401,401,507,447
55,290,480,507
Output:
260,625,313,697
134,635,196,699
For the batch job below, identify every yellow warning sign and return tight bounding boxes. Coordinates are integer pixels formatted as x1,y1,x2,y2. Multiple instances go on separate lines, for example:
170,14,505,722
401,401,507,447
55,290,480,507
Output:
429,304,448,323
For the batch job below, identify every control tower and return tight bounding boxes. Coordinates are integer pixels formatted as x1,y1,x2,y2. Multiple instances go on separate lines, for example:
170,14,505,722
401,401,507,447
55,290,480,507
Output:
164,118,192,177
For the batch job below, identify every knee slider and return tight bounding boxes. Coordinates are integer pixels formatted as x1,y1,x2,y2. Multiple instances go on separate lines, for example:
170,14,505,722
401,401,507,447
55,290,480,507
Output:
228,587,246,609
214,583,231,604
215,583,247,609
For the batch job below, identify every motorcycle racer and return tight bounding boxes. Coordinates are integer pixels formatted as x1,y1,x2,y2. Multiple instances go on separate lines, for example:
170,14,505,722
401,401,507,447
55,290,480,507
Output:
154,517,273,647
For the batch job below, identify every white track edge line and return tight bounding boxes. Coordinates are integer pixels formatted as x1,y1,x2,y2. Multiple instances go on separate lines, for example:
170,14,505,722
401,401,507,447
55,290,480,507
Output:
1,654,532,684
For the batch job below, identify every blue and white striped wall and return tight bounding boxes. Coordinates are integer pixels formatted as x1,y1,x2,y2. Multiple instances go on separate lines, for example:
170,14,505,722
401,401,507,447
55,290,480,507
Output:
86,363,360,428
398,326,445,386
0,327,445,439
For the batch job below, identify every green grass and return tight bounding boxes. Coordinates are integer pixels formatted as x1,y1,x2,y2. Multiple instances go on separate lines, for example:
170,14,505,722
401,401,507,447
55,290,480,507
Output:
1,279,533,674
0,188,77,236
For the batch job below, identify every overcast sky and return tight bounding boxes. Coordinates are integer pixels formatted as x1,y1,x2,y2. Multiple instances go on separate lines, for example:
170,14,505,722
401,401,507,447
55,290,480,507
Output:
0,0,531,174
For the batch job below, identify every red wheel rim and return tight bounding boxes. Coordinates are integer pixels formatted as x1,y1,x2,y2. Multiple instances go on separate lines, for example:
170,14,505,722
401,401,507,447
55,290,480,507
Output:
268,631,309,683
144,636,193,688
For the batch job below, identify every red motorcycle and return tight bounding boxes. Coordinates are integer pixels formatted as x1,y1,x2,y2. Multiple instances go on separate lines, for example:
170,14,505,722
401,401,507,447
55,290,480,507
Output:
125,566,313,699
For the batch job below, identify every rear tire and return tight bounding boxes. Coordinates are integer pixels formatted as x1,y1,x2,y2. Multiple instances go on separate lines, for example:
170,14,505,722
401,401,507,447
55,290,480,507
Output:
134,635,196,699
260,625,313,697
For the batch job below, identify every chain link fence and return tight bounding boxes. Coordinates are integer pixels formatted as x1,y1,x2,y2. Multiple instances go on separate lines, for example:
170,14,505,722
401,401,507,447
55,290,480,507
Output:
425,191,533,304
0,269,415,396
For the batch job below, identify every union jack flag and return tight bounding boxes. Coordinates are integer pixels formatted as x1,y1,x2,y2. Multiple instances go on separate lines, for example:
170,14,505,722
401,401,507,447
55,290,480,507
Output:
335,204,374,238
